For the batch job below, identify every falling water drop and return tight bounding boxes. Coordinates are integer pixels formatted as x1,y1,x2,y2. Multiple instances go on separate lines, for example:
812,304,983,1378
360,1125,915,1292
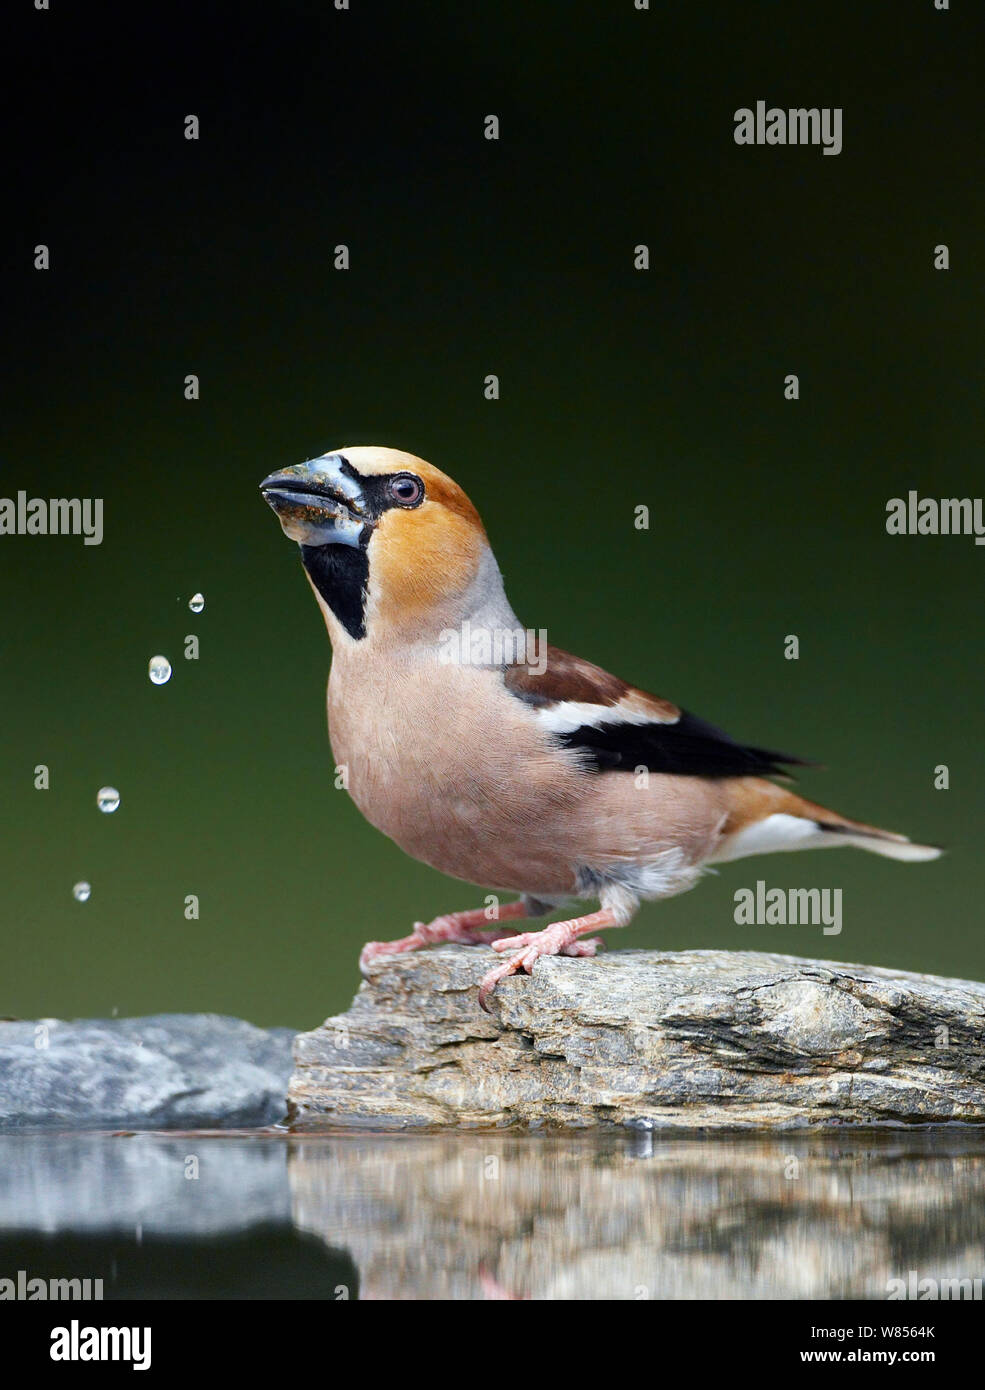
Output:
97,786,120,814
188,593,205,614
148,655,172,685
73,881,91,903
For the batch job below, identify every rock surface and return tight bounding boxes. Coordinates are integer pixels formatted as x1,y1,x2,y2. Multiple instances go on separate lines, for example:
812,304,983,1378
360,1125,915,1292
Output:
0,1014,295,1131
289,947,985,1130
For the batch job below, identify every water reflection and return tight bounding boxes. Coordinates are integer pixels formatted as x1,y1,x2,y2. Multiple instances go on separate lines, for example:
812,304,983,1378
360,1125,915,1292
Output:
290,1130,985,1300
1,1130,984,1299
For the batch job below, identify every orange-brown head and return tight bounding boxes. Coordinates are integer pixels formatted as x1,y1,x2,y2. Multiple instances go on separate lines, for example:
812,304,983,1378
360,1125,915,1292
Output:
260,446,494,644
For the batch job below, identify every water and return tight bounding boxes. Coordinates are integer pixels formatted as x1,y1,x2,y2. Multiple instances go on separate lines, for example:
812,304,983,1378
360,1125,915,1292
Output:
96,787,120,814
2,1129,983,1299
147,655,172,686
72,882,91,903
188,593,205,614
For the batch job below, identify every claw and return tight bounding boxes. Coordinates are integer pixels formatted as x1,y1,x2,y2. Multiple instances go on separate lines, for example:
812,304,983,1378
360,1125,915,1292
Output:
478,951,526,1011
360,900,530,975
476,909,621,1010
360,934,423,971
478,925,573,1011
560,936,602,957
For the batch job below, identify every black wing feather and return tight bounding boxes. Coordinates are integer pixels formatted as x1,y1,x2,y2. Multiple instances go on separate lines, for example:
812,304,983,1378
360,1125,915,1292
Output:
557,709,811,779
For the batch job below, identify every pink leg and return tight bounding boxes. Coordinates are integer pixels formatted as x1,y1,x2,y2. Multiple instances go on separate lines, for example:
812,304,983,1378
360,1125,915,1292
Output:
478,1265,526,1301
359,899,529,972
477,908,622,1012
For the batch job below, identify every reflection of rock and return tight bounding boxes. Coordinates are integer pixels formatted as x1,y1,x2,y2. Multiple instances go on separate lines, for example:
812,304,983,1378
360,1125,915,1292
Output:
289,1131,985,1300
3,1129,983,1300
0,1015,295,1130
289,947,985,1130
0,1134,290,1235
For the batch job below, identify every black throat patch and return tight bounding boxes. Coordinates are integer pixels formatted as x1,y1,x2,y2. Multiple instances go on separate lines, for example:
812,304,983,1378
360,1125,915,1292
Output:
295,457,426,640
300,543,370,639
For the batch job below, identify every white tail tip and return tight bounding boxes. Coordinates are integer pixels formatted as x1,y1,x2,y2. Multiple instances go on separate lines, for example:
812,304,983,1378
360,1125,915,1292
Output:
828,832,943,863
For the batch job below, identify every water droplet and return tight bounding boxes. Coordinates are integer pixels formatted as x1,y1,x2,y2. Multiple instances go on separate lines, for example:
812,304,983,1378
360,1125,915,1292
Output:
73,881,91,903
148,655,172,685
97,786,120,814
188,592,205,614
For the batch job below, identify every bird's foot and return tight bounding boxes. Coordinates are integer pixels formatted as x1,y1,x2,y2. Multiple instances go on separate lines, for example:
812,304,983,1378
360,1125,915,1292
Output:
475,900,622,1011
359,901,528,972
477,908,621,1011
477,931,602,1011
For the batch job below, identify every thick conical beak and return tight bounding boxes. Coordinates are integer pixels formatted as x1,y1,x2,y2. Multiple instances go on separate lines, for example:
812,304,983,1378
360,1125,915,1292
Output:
260,454,369,548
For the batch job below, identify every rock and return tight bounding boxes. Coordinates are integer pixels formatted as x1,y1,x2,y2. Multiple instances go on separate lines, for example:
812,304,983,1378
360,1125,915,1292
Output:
288,947,985,1130
0,1014,296,1131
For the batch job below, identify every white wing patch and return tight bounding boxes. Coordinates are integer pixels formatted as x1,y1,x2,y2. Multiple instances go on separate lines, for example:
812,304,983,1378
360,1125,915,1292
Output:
533,695,679,736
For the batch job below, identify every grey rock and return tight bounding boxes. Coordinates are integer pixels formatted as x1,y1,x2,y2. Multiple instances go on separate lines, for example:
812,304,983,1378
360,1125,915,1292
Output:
0,1014,296,1131
288,947,985,1130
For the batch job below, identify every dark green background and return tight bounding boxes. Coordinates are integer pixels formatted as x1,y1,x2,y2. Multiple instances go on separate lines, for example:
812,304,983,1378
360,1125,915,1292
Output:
3,2,981,1028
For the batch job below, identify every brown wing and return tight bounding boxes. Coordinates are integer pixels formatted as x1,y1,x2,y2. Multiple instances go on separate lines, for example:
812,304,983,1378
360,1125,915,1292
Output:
505,644,810,779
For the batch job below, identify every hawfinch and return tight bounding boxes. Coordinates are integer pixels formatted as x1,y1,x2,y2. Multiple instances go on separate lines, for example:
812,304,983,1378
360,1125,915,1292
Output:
260,447,940,1010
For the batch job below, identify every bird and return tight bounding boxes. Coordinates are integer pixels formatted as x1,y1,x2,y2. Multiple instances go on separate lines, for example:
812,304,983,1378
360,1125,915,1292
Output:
260,446,941,1011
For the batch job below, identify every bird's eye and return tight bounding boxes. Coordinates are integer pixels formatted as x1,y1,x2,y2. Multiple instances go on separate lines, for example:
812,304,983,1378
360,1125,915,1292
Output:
388,474,424,507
